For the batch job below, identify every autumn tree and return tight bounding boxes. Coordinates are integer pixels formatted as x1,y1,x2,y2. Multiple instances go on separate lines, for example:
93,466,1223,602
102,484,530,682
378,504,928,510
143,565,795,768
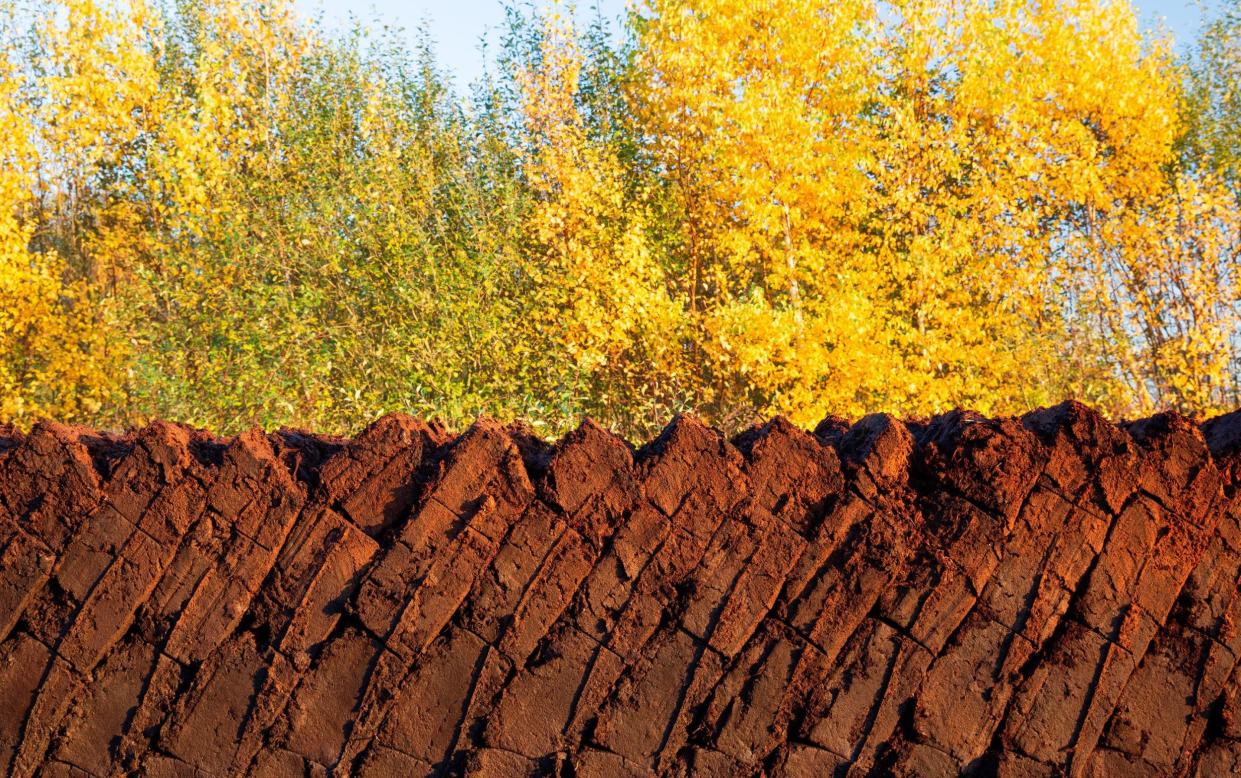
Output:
0,0,153,423
634,0,1238,423
1178,0,1241,408
0,0,1234,437
509,4,690,432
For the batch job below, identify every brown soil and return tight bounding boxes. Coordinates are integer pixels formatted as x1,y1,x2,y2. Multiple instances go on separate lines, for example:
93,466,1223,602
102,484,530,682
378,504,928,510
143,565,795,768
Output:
0,401,1239,777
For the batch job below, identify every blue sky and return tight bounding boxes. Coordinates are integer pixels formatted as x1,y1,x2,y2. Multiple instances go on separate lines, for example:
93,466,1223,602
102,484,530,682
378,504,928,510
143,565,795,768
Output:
295,1,627,87
295,0,1219,88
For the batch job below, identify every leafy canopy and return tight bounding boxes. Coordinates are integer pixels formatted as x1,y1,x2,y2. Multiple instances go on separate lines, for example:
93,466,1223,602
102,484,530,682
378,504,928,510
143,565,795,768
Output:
0,0,1236,437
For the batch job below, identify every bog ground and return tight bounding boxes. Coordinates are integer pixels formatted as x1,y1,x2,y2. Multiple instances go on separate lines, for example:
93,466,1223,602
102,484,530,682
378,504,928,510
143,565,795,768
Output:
0,402,1239,776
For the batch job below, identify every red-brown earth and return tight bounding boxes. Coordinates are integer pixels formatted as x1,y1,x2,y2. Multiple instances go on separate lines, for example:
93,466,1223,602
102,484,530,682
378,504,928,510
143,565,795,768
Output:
0,402,1239,776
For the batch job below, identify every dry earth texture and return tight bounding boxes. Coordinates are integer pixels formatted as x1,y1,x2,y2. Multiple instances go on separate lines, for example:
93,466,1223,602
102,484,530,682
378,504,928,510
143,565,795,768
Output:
0,402,1240,777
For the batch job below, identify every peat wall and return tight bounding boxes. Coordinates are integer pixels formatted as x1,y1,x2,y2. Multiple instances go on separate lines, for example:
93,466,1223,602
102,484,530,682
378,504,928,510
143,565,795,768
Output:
0,402,1240,776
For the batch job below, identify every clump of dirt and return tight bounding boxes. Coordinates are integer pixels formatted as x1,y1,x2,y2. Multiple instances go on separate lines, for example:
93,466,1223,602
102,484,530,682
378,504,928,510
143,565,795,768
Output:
0,401,1238,776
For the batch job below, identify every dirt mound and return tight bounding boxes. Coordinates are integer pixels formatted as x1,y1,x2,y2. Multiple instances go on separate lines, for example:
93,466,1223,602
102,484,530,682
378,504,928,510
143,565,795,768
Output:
0,402,1239,776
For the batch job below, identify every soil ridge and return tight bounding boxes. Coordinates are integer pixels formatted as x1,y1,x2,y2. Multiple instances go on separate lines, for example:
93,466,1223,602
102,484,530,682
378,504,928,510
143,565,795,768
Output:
0,401,1239,776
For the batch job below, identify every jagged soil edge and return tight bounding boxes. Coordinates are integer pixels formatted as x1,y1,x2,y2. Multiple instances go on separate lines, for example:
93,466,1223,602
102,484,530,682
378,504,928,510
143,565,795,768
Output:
0,401,1237,776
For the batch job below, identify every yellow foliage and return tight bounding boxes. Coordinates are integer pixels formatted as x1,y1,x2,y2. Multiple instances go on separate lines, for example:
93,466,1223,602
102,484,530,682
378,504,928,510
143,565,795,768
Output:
0,0,133,423
0,0,1235,435
516,6,688,428
1067,173,1241,414
634,0,1230,424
